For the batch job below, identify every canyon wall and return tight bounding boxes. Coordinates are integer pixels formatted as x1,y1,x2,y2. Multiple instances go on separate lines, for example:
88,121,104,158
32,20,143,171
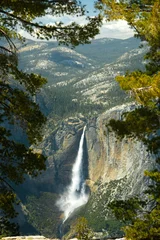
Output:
86,103,153,192
18,104,155,238
76,104,155,236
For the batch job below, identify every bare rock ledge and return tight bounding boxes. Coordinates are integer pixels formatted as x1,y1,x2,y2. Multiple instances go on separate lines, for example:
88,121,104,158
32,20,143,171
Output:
2,236,125,240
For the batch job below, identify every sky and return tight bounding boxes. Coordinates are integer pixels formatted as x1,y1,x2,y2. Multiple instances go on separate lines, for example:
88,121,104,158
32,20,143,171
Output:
19,0,134,40
76,0,135,39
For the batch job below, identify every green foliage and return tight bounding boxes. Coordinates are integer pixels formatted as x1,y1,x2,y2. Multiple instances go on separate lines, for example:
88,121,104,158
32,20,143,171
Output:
0,69,47,234
108,107,159,143
71,178,128,238
105,219,125,238
109,197,146,224
26,192,61,238
44,84,105,118
0,217,19,238
109,177,160,239
116,71,160,106
0,57,47,236
73,217,93,240
0,0,102,46
97,0,160,99
124,207,160,240
98,0,160,239
0,0,102,236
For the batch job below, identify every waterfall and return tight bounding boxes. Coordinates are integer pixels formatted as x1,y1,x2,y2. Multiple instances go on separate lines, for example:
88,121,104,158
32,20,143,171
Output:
57,126,89,222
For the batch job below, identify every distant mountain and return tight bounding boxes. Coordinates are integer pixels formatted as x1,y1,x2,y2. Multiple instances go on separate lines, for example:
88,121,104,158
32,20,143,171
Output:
18,37,142,83
12,37,153,238
17,37,146,118
76,37,142,65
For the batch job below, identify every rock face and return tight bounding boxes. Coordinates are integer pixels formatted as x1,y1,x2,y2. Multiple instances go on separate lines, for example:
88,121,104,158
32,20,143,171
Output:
5,37,151,238
35,116,86,193
76,104,155,236
86,103,153,191
17,104,155,238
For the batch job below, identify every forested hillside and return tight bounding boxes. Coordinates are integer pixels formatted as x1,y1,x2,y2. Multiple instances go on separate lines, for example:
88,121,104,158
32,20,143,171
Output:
18,37,145,120
1,0,159,239
10,37,150,238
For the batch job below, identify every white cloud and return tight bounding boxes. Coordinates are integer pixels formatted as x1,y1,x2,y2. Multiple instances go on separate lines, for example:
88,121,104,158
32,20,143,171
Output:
96,20,135,39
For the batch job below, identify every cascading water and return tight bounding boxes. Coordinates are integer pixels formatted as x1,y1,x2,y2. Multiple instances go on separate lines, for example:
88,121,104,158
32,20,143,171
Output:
57,126,89,222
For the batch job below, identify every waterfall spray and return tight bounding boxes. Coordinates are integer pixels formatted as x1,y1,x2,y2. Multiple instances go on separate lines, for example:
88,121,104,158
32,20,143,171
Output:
57,126,89,222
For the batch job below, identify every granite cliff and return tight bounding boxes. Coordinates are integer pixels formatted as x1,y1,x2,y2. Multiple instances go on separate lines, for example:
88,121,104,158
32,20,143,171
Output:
13,37,154,239
16,104,155,238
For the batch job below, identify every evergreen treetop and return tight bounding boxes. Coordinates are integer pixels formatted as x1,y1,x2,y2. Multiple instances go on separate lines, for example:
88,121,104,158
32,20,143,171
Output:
0,0,102,236
97,0,160,239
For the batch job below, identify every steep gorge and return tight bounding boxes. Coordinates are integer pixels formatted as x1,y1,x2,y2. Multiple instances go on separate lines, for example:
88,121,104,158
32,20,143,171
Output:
17,104,155,238
14,38,155,238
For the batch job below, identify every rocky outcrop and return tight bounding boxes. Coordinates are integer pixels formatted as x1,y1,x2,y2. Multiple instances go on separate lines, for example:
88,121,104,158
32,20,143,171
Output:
20,116,86,195
86,103,154,192
2,236,125,240
16,116,87,237
17,104,155,238
76,103,155,236
35,115,86,192
61,103,155,237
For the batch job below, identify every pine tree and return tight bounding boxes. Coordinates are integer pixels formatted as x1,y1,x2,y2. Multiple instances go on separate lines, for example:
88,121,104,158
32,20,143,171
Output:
96,0,160,239
73,217,93,240
0,1,102,236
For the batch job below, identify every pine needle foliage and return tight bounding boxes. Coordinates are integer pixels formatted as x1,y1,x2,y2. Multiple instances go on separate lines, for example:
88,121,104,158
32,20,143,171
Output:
96,0,160,239
73,217,93,240
0,0,102,236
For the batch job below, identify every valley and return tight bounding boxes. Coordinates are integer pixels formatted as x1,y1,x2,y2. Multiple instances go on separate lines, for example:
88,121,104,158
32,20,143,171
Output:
14,37,154,239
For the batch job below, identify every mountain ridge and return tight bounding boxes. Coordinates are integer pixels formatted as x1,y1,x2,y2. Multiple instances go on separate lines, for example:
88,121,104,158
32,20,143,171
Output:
11,37,152,239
